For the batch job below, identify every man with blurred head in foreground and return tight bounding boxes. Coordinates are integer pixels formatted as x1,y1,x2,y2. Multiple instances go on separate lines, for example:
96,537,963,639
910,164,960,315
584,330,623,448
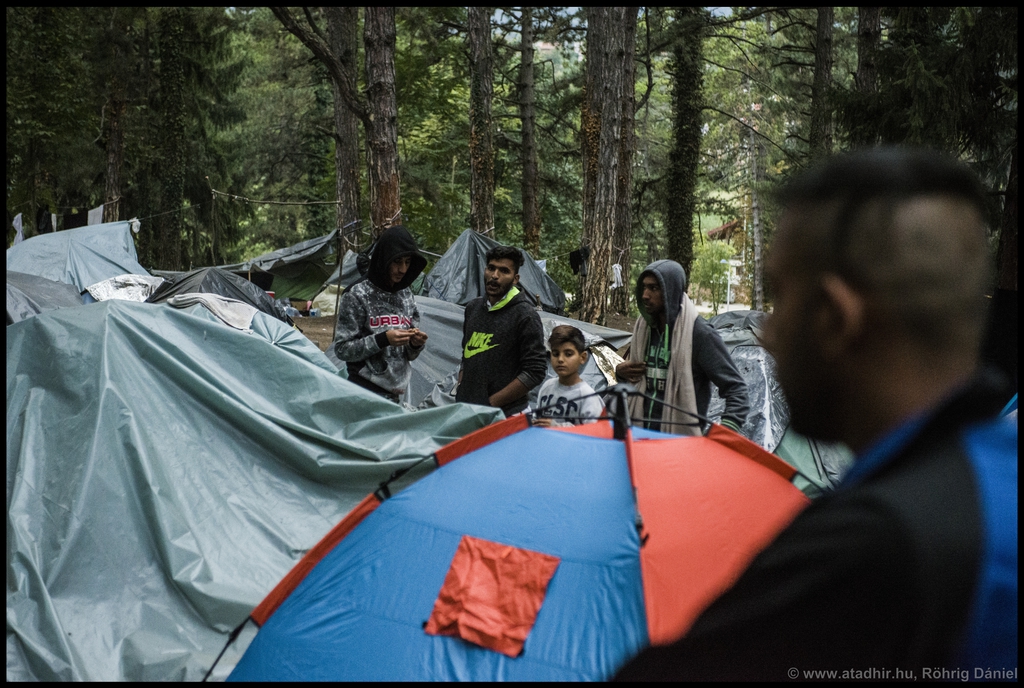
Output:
615,148,1017,681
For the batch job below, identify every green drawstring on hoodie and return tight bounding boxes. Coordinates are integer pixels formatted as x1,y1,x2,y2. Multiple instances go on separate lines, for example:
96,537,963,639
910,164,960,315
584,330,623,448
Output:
646,323,671,424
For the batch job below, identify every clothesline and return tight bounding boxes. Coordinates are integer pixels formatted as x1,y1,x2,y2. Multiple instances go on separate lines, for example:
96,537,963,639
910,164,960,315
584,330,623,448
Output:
208,183,351,207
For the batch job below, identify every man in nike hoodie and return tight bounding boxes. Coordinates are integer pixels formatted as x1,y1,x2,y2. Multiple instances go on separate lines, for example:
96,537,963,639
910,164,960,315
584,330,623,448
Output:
456,245,548,417
333,225,428,402
616,260,750,435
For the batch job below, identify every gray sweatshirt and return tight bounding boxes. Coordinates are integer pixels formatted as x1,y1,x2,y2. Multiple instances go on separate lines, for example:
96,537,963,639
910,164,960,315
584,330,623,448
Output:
332,225,427,397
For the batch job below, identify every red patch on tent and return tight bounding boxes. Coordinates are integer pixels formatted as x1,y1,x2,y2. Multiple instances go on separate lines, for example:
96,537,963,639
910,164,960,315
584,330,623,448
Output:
424,535,560,658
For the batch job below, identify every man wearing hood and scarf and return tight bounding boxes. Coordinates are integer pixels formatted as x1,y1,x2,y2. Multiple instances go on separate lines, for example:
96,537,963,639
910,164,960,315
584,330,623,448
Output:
333,225,428,402
615,260,749,435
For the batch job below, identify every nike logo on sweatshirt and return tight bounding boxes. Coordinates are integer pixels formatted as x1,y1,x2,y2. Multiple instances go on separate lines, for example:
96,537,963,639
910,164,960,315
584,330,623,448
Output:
463,331,499,358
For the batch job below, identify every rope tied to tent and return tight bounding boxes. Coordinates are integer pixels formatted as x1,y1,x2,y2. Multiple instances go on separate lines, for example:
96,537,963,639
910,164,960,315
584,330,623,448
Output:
202,617,252,682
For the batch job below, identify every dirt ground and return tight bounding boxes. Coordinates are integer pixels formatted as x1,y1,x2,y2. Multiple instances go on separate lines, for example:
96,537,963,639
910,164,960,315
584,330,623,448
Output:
293,316,337,352
603,313,636,333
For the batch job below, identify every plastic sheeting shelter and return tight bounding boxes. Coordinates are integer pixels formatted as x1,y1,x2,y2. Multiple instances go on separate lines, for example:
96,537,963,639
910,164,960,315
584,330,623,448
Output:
6,270,84,324
6,300,503,681
5,220,149,292
321,249,365,291
422,229,566,313
228,416,810,681
220,230,340,300
147,266,292,324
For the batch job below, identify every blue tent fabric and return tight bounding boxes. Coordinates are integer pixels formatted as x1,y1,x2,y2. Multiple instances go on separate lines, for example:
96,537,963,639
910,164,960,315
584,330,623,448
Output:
229,428,648,681
5,221,149,292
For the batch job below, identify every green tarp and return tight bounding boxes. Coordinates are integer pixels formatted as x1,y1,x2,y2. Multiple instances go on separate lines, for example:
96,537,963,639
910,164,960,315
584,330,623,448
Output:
220,230,340,301
6,300,502,681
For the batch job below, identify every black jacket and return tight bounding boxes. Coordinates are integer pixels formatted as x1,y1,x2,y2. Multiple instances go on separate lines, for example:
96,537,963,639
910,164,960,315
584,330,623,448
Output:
614,371,1016,681
455,287,547,416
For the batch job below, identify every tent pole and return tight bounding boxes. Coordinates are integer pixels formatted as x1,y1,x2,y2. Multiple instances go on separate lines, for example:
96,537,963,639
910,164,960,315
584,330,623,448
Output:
332,228,344,343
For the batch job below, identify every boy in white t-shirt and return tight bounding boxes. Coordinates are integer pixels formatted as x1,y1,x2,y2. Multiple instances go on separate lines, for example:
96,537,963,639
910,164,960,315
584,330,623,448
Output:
534,325,606,426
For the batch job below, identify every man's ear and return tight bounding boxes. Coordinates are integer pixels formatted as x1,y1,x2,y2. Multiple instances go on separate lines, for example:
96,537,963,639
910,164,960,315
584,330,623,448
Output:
816,273,866,360
513,272,521,286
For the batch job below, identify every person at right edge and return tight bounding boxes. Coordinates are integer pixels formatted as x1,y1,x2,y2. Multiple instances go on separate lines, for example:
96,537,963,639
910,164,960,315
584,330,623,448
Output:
615,259,749,435
614,148,1017,681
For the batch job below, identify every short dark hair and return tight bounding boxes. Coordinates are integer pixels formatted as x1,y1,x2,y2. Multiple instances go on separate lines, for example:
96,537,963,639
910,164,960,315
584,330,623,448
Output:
548,325,586,354
775,146,990,354
486,245,525,273
775,147,988,283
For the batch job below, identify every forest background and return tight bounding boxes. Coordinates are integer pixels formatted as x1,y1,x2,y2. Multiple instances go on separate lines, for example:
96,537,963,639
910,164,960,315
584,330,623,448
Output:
6,7,1017,327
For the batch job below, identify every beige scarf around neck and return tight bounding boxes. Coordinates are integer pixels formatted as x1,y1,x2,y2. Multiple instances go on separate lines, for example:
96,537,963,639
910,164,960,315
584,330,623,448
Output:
625,293,701,436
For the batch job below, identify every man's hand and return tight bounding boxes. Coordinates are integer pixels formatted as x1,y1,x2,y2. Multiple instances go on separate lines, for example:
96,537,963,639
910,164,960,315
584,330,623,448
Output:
533,416,554,427
385,328,414,346
488,378,530,408
616,361,646,383
408,328,428,348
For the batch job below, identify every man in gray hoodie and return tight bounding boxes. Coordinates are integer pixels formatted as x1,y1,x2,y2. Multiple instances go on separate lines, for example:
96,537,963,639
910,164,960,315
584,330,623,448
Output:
615,260,749,435
333,225,428,402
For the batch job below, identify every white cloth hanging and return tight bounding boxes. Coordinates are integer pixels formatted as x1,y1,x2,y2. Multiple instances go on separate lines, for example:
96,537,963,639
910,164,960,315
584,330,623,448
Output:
611,263,624,289
13,213,24,244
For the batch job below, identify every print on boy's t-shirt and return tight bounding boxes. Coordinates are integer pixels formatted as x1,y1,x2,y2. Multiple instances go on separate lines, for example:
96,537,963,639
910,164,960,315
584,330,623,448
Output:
535,379,605,426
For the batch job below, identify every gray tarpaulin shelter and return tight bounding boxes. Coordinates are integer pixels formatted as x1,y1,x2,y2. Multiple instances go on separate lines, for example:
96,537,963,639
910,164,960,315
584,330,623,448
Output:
6,300,502,681
321,249,425,297
146,266,292,324
153,231,342,300
6,270,85,325
422,229,566,314
704,309,853,496
5,220,149,293
219,229,340,301
322,249,365,291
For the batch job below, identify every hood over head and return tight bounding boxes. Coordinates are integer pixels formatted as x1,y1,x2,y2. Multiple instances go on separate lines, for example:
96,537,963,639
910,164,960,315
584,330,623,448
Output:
635,259,688,327
367,225,427,292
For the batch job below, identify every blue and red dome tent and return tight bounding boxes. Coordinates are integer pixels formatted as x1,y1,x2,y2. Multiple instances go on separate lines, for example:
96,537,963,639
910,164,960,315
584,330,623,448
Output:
222,397,810,681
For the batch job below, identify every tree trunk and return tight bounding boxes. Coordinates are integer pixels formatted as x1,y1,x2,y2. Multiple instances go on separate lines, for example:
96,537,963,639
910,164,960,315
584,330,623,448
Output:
160,8,186,270
363,7,401,236
750,128,765,311
326,7,361,250
850,7,881,148
665,7,704,282
272,7,398,239
580,7,632,325
519,7,541,256
855,7,880,96
809,7,834,159
609,11,636,316
468,6,495,235
102,88,125,224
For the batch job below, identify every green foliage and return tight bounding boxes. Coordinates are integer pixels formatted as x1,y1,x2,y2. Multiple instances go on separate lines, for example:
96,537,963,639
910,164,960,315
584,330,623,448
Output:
8,6,1014,296
836,7,1017,200
220,7,326,262
690,238,736,316
7,8,102,223
7,7,247,268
